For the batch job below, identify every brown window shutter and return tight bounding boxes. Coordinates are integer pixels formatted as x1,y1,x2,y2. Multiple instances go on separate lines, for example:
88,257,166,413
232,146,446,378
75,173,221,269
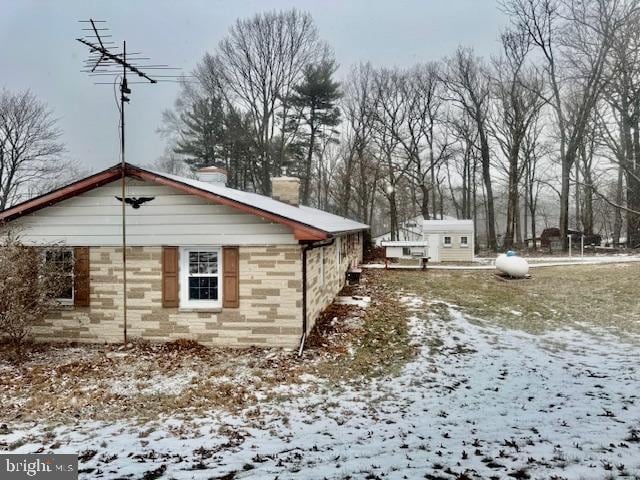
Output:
223,246,239,308
162,246,179,307
74,247,90,307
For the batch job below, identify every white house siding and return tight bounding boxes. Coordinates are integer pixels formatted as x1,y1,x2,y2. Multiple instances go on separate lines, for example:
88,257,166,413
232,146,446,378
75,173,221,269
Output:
34,246,303,348
305,232,363,335
439,235,474,262
9,179,297,246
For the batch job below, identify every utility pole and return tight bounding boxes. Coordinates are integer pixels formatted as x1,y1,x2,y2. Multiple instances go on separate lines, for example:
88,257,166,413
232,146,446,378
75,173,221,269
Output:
76,19,181,344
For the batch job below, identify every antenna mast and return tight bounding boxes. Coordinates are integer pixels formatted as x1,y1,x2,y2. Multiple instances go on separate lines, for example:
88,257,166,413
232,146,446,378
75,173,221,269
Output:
77,19,181,344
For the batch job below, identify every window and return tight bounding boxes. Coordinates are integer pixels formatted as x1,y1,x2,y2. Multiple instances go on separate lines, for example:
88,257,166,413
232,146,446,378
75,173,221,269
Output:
336,237,342,266
460,236,469,247
402,247,411,256
180,247,222,308
45,249,74,303
443,236,452,247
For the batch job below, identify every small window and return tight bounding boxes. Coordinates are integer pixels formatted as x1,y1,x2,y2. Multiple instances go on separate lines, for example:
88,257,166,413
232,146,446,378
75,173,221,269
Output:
45,249,74,303
402,247,411,256
443,236,452,247
460,236,469,247
180,247,222,308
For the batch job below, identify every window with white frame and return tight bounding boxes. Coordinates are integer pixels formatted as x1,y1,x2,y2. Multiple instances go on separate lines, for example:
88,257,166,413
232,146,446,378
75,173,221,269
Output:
443,236,452,247
180,247,222,308
460,236,469,247
45,249,74,303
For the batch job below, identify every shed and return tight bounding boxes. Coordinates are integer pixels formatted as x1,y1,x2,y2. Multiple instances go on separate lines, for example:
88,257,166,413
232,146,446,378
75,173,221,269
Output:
422,219,474,262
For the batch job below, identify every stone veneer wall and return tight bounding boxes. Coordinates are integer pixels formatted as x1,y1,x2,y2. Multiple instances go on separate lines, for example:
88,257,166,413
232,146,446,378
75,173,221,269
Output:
34,245,303,348
305,233,363,334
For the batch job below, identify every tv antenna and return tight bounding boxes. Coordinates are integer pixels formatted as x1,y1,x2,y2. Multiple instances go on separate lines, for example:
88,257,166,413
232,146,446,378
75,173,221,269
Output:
76,19,184,344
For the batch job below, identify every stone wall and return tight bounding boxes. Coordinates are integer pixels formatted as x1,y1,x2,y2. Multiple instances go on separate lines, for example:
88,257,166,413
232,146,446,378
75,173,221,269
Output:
34,245,303,348
305,233,363,334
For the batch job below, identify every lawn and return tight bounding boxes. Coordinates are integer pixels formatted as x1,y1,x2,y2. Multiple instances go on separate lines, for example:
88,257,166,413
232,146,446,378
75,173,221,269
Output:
388,262,640,337
1,264,639,479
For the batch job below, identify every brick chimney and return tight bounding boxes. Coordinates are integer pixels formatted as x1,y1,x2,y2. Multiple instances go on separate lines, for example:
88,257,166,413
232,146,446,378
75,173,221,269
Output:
196,166,227,187
271,177,300,206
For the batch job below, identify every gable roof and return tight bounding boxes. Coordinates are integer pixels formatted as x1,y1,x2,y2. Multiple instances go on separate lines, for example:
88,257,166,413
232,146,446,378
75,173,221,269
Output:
0,163,368,242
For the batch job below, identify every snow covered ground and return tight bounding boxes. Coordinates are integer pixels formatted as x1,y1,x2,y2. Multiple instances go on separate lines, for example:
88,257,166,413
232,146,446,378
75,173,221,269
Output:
2,290,639,479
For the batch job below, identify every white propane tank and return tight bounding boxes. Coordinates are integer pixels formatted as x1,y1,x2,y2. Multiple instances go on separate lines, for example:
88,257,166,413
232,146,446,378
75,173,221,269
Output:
495,251,529,278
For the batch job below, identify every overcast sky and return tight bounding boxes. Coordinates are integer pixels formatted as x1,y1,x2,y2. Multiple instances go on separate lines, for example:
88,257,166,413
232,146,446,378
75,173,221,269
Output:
0,0,508,173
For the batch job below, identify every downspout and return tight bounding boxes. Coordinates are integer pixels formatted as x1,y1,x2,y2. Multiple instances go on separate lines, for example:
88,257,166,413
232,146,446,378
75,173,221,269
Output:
299,245,308,357
298,238,335,357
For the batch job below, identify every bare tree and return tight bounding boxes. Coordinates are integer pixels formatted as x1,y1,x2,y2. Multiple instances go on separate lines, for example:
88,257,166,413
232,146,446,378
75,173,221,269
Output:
490,30,545,250
217,9,328,194
442,48,498,250
0,89,65,210
0,233,68,349
341,63,377,221
402,63,451,220
502,0,633,249
371,67,411,240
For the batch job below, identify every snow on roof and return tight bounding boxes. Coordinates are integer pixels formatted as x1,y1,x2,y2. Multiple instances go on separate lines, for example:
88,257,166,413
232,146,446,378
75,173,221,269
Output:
380,241,430,247
423,219,474,233
149,168,369,235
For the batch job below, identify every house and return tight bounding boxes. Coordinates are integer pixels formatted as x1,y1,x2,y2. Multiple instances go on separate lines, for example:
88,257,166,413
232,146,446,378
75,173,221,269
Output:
423,219,474,262
0,163,368,349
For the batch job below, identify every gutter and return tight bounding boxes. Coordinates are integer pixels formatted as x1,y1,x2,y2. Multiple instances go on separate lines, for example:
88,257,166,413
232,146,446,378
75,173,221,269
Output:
298,237,335,357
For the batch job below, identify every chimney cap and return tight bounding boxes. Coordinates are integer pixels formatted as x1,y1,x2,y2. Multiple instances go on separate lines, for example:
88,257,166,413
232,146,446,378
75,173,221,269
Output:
196,166,228,187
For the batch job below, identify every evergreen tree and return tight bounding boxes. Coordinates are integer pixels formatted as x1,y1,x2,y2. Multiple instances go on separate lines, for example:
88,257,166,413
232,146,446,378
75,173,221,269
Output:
288,59,342,204
174,95,225,169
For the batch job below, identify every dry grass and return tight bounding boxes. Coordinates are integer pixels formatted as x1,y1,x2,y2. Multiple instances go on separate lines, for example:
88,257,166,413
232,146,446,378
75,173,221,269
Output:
306,269,415,379
0,270,414,425
383,263,640,337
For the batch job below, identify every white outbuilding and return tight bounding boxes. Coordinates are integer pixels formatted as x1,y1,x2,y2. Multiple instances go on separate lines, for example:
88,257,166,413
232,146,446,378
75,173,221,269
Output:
422,219,474,262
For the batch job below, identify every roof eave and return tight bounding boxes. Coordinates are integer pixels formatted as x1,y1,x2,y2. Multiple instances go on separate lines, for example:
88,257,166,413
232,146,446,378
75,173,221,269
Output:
0,165,122,223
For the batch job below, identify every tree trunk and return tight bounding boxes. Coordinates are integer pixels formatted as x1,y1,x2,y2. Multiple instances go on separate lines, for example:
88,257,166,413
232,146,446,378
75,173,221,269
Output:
613,163,623,245
575,158,581,232
419,183,430,220
503,144,519,251
627,117,640,247
388,190,399,241
479,129,497,251
473,158,478,254
515,195,522,249
559,152,573,250
302,115,316,205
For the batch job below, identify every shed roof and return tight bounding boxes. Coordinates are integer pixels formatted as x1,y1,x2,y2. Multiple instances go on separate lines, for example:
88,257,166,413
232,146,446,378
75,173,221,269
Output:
423,219,474,233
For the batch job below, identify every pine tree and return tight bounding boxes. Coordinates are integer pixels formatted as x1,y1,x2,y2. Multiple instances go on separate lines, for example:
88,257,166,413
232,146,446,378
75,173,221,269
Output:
288,59,342,204
174,95,225,169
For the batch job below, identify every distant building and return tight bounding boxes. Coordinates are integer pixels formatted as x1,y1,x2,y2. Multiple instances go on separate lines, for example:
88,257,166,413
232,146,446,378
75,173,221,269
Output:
377,216,474,263
422,219,474,262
